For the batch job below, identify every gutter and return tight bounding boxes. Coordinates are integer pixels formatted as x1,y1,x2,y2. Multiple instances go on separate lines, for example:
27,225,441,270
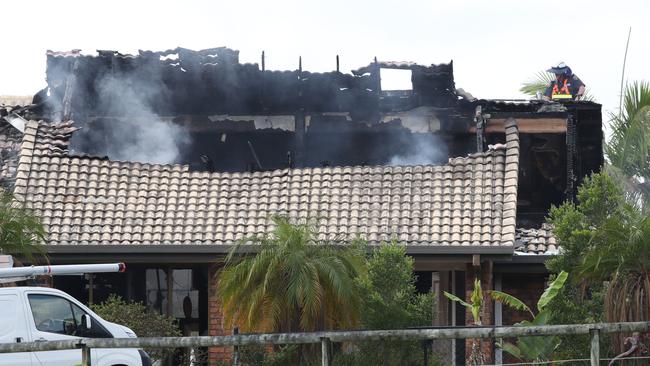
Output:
44,243,516,256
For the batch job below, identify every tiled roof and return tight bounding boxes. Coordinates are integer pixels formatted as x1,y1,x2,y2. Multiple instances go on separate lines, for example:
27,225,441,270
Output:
12,119,520,252
514,223,559,255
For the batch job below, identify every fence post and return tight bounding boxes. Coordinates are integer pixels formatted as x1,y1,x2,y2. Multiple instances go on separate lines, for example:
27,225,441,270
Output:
81,344,91,366
422,339,430,366
232,327,240,366
321,337,331,366
590,328,600,366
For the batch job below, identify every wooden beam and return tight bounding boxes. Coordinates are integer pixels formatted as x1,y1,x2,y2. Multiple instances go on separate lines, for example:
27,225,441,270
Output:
468,118,566,134
2,322,650,353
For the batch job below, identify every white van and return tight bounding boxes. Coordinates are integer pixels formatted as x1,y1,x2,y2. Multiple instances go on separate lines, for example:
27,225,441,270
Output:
0,286,151,366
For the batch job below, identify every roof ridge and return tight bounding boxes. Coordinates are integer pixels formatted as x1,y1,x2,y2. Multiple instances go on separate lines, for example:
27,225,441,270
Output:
500,118,519,246
13,120,40,200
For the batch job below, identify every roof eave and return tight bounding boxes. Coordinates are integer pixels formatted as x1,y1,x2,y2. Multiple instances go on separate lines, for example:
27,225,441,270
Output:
44,243,516,256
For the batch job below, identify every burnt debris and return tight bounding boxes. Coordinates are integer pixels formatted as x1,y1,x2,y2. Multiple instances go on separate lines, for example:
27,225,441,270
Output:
38,47,460,121
29,46,474,169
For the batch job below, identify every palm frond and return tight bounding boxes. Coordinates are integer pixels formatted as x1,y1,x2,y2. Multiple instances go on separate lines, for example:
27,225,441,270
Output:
0,191,47,263
536,271,569,311
520,70,597,101
605,81,650,212
489,290,534,317
217,215,364,333
498,341,523,361
443,291,470,308
520,71,555,96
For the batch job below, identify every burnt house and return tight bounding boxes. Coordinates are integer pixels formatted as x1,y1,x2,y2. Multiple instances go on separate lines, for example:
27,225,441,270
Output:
0,47,602,365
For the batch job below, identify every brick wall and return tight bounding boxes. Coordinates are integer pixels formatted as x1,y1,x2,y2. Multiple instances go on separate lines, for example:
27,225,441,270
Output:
465,262,493,365
208,263,231,365
500,273,546,325
500,273,547,364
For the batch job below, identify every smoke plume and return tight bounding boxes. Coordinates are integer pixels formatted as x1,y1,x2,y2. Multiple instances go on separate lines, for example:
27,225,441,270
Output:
90,76,190,164
388,133,447,166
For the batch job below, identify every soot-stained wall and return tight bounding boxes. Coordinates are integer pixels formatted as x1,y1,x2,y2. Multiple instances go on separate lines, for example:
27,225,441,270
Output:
43,47,471,170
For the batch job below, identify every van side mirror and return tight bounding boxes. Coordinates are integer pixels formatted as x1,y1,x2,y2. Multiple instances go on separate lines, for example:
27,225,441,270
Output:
81,314,92,330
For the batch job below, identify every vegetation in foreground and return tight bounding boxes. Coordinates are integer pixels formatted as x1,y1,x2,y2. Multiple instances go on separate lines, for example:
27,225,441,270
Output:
218,216,366,335
92,295,184,363
219,218,441,366
0,191,46,262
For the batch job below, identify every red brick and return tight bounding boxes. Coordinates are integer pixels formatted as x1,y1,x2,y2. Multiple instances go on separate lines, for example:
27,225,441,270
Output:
207,263,232,366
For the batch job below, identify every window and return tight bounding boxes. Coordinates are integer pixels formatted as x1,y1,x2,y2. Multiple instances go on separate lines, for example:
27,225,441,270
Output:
171,269,199,319
146,269,168,315
29,294,76,335
379,68,413,91
28,294,112,338
146,268,199,319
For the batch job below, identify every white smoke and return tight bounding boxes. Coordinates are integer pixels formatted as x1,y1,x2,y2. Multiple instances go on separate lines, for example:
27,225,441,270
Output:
388,133,447,166
93,76,190,164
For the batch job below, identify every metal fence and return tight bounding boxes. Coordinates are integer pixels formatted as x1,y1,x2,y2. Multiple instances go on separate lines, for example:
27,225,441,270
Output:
1,321,649,366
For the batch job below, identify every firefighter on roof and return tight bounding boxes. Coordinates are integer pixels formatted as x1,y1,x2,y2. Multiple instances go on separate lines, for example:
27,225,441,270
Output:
544,62,585,101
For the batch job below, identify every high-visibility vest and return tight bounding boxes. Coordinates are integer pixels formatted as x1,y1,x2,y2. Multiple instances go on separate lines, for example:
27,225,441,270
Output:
551,79,572,100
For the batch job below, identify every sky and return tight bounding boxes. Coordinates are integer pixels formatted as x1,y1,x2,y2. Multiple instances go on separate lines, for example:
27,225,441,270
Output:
1,0,648,119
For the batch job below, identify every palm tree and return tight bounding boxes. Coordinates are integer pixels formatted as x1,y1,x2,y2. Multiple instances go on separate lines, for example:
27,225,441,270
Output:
520,71,596,101
217,216,365,333
575,214,650,354
0,191,46,262
605,81,650,212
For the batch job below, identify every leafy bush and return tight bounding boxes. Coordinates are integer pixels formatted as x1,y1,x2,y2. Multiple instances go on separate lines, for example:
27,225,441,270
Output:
349,242,440,366
545,173,626,359
92,295,182,362
359,242,437,329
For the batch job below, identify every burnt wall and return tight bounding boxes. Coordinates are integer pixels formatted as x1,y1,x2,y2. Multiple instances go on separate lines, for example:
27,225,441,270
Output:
69,114,474,173
39,47,459,122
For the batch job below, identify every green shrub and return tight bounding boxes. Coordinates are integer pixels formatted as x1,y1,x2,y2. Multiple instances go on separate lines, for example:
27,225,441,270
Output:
352,242,440,365
545,173,624,359
91,295,182,362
